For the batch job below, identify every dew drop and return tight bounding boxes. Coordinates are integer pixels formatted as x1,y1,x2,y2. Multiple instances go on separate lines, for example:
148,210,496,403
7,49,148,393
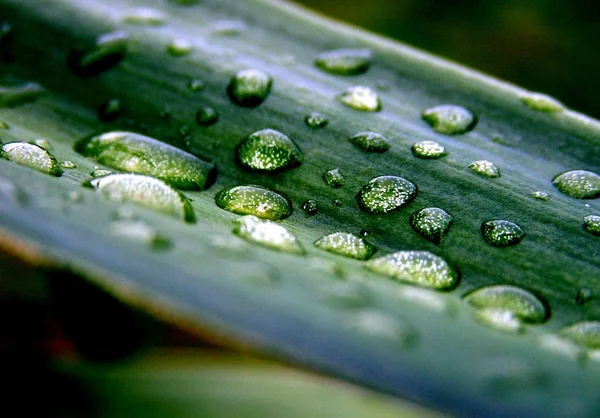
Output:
331,198,342,207
481,220,525,247
236,128,303,172
357,175,417,214
215,184,292,220
475,308,524,334
347,309,415,345
304,112,329,128
576,288,594,306
520,92,564,113
91,168,113,177
531,191,550,201
97,98,121,122
410,207,453,245
463,285,548,323
31,139,52,150
0,82,45,107
227,69,272,107
337,86,381,112
1,142,62,176
123,8,165,25
166,38,193,57
322,168,345,188
559,321,600,349
67,31,128,77
360,229,371,237
349,132,390,153
111,220,170,250
552,170,600,199
187,79,205,92
301,199,318,216
61,160,76,169
0,121,8,129
469,160,501,178
314,48,372,75
314,232,375,260
86,173,195,223
196,107,219,126
411,140,446,159
365,251,459,290
211,20,248,36
583,215,600,236
422,105,476,135
324,282,373,309
232,215,304,255
75,131,216,190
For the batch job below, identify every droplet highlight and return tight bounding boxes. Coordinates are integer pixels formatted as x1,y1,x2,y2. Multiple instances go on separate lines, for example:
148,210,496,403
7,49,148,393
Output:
463,285,548,323
233,215,304,255
314,232,375,260
411,140,446,159
530,191,550,201
349,132,390,153
357,175,417,214
337,86,381,112
215,184,292,220
314,48,372,75
322,168,345,188
301,199,318,216
422,105,476,135
236,128,303,172
227,69,272,107
410,207,453,244
481,220,525,247
552,170,600,199
469,160,501,178
475,309,524,334
1,142,62,176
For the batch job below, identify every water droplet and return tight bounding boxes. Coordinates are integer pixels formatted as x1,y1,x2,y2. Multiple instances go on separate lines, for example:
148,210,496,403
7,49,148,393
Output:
227,69,272,107
91,168,113,177
463,285,548,323
111,220,170,250
583,215,600,236
67,31,128,77
324,281,373,308
0,176,26,206
349,132,390,153
552,170,600,199
314,232,375,260
1,142,62,176
410,207,453,245
166,38,192,57
0,121,8,129
365,251,459,290
537,334,583,360
304,112,328,128
215,184,292,220
481,220,525,247
232,215,304,255
75,131,216,190
314,48,372,75
357,175,417,214
469,160,501,178
559,321,600,349
236,128,303,172
301,199,318,216
195,107,219,126
422,105,476,135
475,308,524,334
187,79,205,92
31,139,52,150
123,8,165,25
396,286,450,313
359,229,370,237
521,92,564,113
322,168,345,188
86,173,195,223
576,288,594,305
0,82,44,107
61,160,76,169
331,198,342,207
97,98,121,122
337,86,381,112
530,191,550,201
211,20,247,36
411,140,446,159
347,309,415,345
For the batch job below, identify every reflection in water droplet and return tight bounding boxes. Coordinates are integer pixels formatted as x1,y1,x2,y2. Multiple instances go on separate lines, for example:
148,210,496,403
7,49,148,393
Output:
75,131,216,190
111,220,170,250
559,322,600,349
314,48,372,75
396,286,450,313
521,92,564,113
331,199,342,207
0,82,44,107
357,175,417,214
349,132,390,153
211,20,248,36
67,31,128,77
233,215,304,255
552,170,600,199
337,86,381,112
301,199,318,216
123,8,165,25
411,140,446,159
215,184,292,220
410,207,453,245
61,160,76,169
97,98,121,122
86,173,195,223
463,285,548,323
1,142,62,176
324,281,373,309
475,308,524,334
583,215,600,236
422,105,476,135
469,160,500,178
366,251,459,290
236,128,303,172
227,69,272,107
187,79,205,91
576,288,594,305
481,220,525,247
314,232,375,260
196,107,219,126
530,191,550,201
167,39,193,57
304,112,328,128
348,309,415,346
322,168,345,188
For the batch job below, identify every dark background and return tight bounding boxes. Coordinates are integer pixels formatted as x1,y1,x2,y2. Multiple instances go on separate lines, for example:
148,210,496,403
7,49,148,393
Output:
295,0,600,119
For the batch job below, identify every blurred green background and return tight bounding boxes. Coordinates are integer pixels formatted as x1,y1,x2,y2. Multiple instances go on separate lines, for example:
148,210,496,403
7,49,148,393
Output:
295,0,600,118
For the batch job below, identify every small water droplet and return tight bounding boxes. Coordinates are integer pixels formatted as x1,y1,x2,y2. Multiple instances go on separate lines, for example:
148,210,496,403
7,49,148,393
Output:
469,160,501,178
359,229,370,237
187,79,205,91
236,128,303,172
520,92,564,113
31,139,52,150
331,198,342,207
410,207,453,245
232,215,304,254
324,281,374,309
530,191,550,201
396,286,450,313
314,232,375,260
1,142,62,176
357,175,417,214
552,170,600,199
91,168,113,177
475,308,524,334
583,215,600,236
337,86,381,112
481,220,525,247
227,69,272,107
111,219,170,249
463,285,548,323
314,48,372,75
0,176,26,206
559,321,600,349
61,160,76,169
86,173,195,223
215,184,292,220
0,82,44,107
67,31,128,77
366,251,459,290
75,131,216,190
97,98,121,122
576,288,594,305
422,105,476,135
0,121,8,129
411,140,446,159
211,20,247,36
347,309,415,345
301,199,318,216
349,132,390,153
322,168,345,188
166,38,193,57
123,8,165,25
196,107,219,126
304,112,328,128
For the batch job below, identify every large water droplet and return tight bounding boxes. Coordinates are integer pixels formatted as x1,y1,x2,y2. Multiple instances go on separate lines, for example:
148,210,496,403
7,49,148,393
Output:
86,173,195,223
469,160,501,178
314,232,375,260
123,8,165,25
322,168,345,188
75,131,216,190
520,92,564,113
552,170,600,199
301,199,318,216
576,288,594,305
0,82,44,107
67,31,128,77
481,220,525,247
227,69,272,107
304,112,328,128
559,321,600,349
1,142,62,176
349,132,390,153
422,105,476,135
314,48,372,75
357,175,417,214
583,215,600,236
411,140,446,159
97,98,121,122
366,251,459,290
166,38,193,57
463,285,548,323
236,128,303,172
337,86,381,112
196,107,219,126
530,191,550,201
410,207,453,244
347,309,416,346
111,220,170,250
215,184,292,220
475,308,524,334
232,215,304,255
